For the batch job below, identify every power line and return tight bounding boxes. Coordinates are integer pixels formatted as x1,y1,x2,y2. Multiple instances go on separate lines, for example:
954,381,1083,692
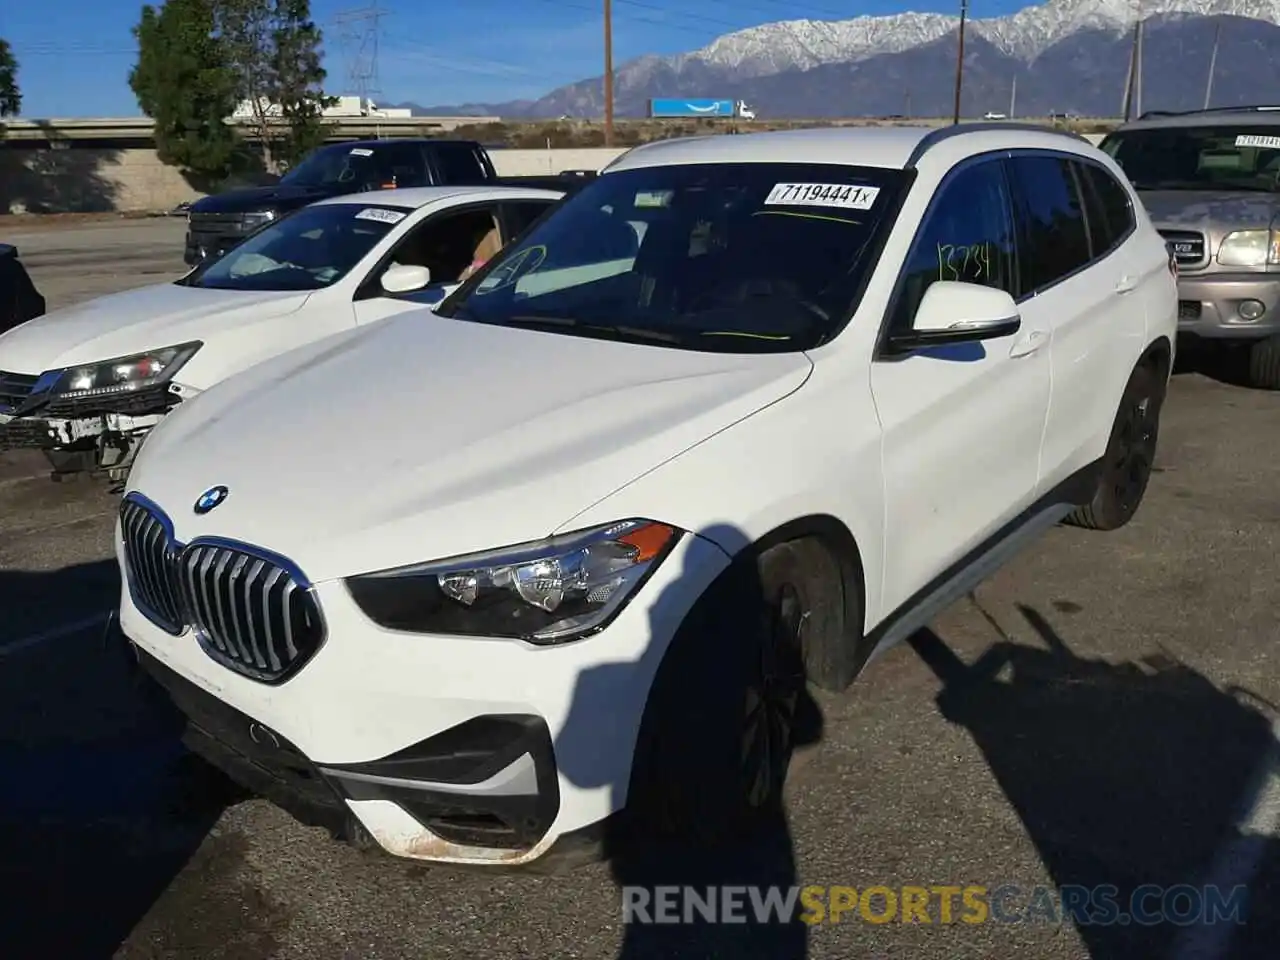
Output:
331,4,388,100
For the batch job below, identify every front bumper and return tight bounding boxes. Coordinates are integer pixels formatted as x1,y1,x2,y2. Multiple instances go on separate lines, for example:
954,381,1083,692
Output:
116,522,729,867
1175,273,1280,340
0,410,163,454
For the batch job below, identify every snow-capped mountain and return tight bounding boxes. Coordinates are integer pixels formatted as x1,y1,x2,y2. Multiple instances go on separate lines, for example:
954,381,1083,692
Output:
680,0,1280,78
414,0,1280,118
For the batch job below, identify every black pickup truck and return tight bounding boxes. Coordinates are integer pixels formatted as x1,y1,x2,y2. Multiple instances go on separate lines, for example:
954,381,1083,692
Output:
183,138,596,265
0,243,45,335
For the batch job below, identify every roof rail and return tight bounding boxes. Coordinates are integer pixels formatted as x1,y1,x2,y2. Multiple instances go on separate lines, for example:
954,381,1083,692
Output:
904,121,1090,168
1137,104,1280,120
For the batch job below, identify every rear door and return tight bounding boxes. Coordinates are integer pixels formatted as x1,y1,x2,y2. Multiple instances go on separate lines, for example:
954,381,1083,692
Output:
1004,153,1143,491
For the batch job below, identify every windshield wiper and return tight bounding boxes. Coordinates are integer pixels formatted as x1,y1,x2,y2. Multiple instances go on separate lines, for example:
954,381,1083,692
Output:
503,314,687,344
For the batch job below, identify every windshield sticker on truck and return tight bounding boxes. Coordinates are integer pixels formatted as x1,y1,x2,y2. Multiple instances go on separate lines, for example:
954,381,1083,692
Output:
354,207,407,224
764,183,880,210
1235,135,1280,149
349,147,375,156
634,190,673,209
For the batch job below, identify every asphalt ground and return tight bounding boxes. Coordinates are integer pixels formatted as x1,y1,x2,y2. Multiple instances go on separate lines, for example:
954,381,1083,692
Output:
1,222,1277,960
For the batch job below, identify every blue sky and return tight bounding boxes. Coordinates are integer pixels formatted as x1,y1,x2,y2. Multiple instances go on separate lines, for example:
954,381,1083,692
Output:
3,0,1029,117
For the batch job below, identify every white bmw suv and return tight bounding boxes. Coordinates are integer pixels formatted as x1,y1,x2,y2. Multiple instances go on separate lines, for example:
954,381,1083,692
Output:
115,124,1177,870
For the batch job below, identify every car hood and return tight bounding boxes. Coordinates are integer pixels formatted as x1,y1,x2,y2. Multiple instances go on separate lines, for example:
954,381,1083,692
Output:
128,314,814,583
0,283,311,374
189,183,336,214
1139,190,1280,231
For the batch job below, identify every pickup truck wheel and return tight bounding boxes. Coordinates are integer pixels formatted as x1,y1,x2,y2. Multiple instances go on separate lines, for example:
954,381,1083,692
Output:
1247,334,1280,390
622,539,829,852
1065,361,1164,531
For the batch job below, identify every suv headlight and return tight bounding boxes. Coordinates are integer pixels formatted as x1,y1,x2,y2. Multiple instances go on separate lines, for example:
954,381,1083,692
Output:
37,342,202,401
345,519,681,644
1216,229,1280,267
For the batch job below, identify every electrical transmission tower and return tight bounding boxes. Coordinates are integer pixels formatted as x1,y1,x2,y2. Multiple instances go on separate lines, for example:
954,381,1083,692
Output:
333,5,387,101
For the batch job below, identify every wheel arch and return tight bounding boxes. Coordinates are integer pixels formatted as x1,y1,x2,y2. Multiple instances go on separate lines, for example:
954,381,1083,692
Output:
731,513,869,692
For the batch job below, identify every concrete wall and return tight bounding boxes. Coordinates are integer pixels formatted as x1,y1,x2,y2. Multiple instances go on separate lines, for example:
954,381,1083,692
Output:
1,135,1108,214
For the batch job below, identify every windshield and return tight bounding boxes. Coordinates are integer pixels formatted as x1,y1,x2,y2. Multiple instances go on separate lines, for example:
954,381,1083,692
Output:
182,203,404,291
1102,125,1280,192
281,144,382,189
438,162,907,352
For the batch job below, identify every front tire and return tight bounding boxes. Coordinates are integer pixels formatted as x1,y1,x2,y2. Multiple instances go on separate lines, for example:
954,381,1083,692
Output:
1248,334,1280,390
1065,360,1164,531
622,538,832,850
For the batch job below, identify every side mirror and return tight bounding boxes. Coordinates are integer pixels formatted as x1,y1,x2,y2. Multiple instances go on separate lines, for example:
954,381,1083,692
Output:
887,281,1021,353
381,264,431,294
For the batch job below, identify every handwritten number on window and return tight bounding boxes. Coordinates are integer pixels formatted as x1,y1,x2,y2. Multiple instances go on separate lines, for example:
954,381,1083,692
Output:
936,242,992,283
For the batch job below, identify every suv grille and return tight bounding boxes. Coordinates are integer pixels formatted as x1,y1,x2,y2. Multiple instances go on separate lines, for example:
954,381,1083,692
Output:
120,497,326,684
0,370,38,414
1159,230,1207,268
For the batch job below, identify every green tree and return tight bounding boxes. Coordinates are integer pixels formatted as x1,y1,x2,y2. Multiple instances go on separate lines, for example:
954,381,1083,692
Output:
130,0,244,185
0,38,20,124
267,0,333,167
216,0,333,172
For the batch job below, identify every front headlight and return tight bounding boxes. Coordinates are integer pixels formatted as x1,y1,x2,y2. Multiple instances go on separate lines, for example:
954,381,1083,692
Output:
242,210,276,231
345,519,681,644
41,342,202,400
1216,229,1280,267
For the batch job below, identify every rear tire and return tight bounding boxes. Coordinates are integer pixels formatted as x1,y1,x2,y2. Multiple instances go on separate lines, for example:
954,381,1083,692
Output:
1247,334,1280,390
623,538,834,850
1065,360,1164,531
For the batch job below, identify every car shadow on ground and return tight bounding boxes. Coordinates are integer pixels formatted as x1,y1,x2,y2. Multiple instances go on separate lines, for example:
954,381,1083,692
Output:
911,598,1279,959
0,561,237,959
557,524,822,960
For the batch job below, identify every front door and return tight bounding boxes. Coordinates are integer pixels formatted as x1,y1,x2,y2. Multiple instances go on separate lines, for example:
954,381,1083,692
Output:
870,156,1053,617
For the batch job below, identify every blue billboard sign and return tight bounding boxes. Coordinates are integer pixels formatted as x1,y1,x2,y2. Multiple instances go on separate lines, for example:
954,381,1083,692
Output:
648,98,736,118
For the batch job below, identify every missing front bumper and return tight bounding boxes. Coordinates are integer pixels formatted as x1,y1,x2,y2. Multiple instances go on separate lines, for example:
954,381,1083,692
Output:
134,648,563,857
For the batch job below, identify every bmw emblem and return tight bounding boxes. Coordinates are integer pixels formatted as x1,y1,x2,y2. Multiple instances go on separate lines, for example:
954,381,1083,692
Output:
194,485,229,515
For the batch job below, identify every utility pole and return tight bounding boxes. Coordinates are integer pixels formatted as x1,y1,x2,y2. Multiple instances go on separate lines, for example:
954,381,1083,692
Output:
1204,21,1221,110
1009,74,1017,119
952,0,968,125
1122,19,1139,120
603,0,614,147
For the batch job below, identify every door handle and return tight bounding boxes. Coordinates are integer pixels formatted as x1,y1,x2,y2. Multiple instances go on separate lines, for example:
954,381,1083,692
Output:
1115,274,1137,294
1009,330,1047,358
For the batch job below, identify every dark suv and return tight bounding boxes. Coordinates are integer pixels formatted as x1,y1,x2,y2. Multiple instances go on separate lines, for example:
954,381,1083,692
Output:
1100,106,1280,389
183,138,499,266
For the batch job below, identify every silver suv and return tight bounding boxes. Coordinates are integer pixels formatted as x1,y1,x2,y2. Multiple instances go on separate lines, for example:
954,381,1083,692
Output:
1101,105,1280,388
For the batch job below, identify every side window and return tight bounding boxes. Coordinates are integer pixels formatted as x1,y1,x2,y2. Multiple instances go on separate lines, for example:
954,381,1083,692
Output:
502,200,556,239
382,144,430,188
386,206,501,285
1006,155,1091,292
433,143,490,185
893,159,1017,330
1076,161,1135,258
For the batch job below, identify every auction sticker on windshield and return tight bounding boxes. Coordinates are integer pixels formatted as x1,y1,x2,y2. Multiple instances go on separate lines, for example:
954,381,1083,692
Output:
1235,135,1280,149
350,147,375,156
764,183,880,210
354,207,407,224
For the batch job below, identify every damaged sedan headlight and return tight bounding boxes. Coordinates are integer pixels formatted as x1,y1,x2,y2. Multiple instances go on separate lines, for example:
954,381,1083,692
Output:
38,341,202,402
345,519,681,644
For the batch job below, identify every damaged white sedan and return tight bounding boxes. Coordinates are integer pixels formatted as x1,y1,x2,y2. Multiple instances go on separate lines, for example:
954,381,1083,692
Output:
0,185,562,479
